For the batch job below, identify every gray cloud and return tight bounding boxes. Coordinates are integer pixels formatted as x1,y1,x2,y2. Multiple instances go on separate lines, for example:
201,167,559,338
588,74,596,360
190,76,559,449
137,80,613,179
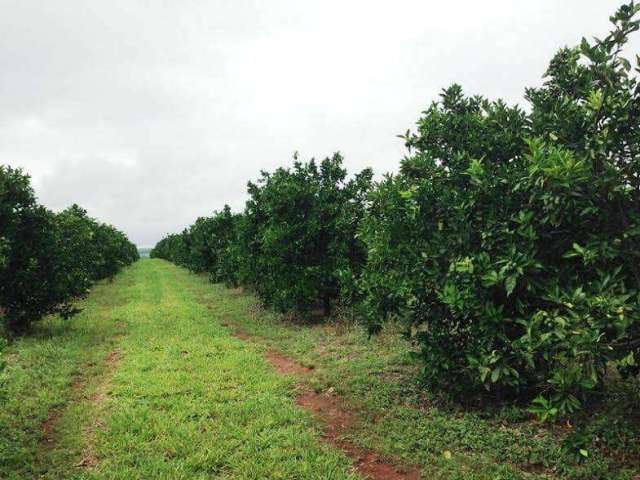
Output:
1,0,636,246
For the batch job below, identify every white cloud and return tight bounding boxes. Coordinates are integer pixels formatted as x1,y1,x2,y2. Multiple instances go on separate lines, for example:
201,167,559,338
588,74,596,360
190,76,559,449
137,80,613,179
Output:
0,0,636,246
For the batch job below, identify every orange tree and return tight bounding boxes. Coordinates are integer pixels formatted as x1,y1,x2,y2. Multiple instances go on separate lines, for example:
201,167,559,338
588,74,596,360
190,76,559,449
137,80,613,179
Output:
238,153,372,315
359,3,640,417
150,205,241,284
154,154,373,316
0,166,138,334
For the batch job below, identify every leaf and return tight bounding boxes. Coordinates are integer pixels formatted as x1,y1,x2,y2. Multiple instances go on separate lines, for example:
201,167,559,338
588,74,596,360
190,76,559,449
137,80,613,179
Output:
580,37,591,54
505,275,517,296
619,57,631,72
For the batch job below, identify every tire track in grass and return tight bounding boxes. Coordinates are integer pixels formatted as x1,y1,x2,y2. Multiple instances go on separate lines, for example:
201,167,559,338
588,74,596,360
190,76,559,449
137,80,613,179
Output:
74,345,125,469
38,342,126,451
39,377,84,449
5,277,136,480
229,327,421,480
33,331,129,479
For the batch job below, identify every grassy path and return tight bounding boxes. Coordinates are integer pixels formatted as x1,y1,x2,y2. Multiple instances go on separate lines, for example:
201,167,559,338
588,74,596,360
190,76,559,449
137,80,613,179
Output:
1,260,356,479
2,259,637,479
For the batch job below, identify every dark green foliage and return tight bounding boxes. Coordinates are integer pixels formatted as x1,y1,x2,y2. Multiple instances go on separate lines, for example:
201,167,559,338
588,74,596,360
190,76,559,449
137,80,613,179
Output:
240,153,372,314
151,205,242,285
152,154,372,315
359,3,640,416
211,207,244,285
150,232,188,266
0,166,138,333
90,221,140,280
0,337,5,398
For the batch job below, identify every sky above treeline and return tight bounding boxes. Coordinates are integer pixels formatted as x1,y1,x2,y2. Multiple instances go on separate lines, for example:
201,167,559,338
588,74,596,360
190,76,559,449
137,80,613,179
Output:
1,1,637,246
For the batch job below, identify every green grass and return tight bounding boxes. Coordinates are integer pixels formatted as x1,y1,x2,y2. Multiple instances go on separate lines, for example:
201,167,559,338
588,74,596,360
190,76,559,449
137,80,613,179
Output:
0,260,356,479
1,258,638,479
0,267,132,479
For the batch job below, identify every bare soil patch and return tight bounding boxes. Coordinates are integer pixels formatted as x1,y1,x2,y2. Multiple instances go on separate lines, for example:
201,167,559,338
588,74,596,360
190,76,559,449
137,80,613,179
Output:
40,411,62,448
266,350,314,375
231,330,252,341
296,389,420,480
230,324,420,480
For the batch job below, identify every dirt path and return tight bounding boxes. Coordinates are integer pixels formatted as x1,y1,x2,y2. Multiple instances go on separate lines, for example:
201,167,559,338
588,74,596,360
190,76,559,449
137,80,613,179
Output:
231,327,421,480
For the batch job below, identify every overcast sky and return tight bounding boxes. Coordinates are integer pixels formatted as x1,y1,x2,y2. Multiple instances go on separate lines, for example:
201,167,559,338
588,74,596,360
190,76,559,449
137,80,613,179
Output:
1,1,637,246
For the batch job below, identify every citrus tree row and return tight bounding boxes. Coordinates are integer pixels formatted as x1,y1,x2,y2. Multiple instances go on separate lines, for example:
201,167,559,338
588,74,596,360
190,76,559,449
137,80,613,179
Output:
0,166,139,334
152,3,640,419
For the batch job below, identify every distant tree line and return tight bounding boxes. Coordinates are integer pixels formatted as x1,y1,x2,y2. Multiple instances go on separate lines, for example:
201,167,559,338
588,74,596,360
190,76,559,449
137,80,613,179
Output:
152,3,640,419
0,166,138,334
